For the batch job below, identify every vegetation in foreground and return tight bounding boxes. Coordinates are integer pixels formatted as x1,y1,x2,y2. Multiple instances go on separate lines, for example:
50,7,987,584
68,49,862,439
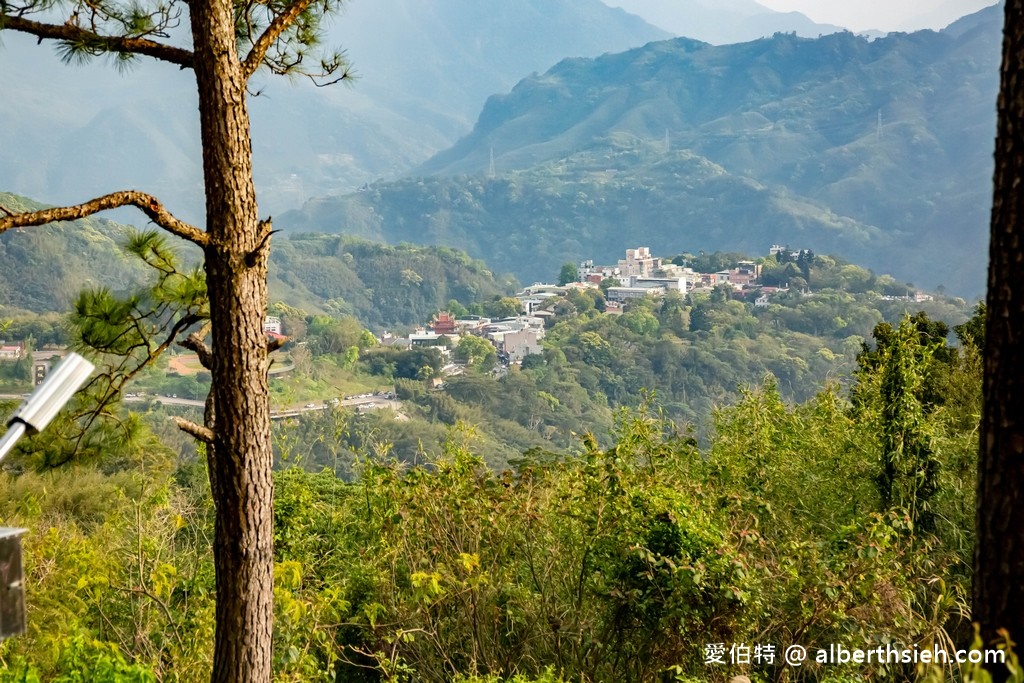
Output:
0,222,990,680
0,304,990,680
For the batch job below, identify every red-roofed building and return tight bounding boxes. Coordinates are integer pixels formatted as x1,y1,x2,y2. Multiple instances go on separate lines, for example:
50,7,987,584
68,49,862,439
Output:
0,343,25,361
431,311,458,335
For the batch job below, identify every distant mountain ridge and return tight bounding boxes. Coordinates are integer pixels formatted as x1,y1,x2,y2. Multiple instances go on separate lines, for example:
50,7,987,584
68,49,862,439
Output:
281,136,890,288
601,0,845,43
281,4,1000,295
0,0,669,221
2,0,993,230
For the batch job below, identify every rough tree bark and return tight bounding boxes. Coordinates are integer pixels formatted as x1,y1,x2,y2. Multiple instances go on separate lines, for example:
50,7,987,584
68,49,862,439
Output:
0,0,346,679
975,0,1024,677
190,0,274,678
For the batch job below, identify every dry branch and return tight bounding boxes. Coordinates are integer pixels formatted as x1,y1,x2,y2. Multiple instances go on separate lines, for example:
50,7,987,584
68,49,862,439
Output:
180,324,213,370
0,190,208,246
172,416,215,443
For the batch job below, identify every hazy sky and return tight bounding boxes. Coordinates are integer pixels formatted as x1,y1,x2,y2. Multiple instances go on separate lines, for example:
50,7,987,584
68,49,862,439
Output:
756,0,998,32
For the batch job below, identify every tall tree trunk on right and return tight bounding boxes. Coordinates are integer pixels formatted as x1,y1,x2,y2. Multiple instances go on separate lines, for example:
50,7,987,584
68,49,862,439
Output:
974,1,1024,677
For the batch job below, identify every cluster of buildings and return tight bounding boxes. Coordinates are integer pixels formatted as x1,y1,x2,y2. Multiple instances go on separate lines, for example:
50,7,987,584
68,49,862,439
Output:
577,247,689,305
381,312,546,365
377,246,787,369
571,246,773,306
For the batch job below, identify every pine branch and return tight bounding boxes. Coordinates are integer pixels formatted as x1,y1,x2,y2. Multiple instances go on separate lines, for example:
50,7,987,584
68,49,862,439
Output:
172,416,215,443
241,0,319,78
0,14,194,68
0,190,208,246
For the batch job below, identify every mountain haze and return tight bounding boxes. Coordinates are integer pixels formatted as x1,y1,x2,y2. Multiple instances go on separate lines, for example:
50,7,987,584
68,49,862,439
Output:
601,0,845,43
0,0,667,220
282,136,888,287
284,5,999,294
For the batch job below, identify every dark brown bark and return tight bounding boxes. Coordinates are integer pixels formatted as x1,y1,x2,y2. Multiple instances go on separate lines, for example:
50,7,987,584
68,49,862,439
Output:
975,1,1024,676
189,0,275,680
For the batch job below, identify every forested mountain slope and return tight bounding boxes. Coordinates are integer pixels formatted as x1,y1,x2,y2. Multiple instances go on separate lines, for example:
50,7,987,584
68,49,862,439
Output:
0,193,513,328
0,193,148,312
284,5,999,295
283,139,886,286
268,235,515,328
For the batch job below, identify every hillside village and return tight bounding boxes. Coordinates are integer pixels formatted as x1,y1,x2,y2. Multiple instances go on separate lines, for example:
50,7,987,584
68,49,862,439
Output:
0,243,939,394
365,244,936,373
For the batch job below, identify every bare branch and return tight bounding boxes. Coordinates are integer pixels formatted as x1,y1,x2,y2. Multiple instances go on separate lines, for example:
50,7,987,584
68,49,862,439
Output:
172,416,215,443
0,14,194,69
245,225,276,267
0,190,208,246
241,0,318,78
180,323,213,369
306,69,353,88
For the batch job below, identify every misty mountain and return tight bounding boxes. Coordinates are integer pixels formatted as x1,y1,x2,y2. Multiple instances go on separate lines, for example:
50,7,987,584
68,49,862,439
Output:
330,0,669,129
0,0,667,221
601,0,844,43
896,0,998,32
280,136,890,289
359,3,997,295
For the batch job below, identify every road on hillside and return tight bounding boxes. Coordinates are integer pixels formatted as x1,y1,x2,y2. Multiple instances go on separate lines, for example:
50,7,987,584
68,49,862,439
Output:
129,394,399,417
0,393,397,417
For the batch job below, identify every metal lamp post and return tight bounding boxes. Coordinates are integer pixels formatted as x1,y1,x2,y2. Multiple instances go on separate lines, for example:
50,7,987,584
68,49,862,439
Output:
0,352,95,638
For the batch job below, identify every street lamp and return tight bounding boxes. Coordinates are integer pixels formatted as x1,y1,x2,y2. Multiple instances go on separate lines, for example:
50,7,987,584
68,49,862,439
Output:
0,352,94,638
0,352,95,461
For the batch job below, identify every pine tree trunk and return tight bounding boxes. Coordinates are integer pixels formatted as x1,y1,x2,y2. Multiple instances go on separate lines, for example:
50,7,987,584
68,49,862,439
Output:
189,1,275,680
974,1,1024,676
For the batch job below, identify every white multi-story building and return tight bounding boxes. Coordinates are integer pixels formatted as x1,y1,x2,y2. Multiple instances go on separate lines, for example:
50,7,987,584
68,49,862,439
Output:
632,276,687,295
263,316,282,335
607,286,665,303
618,247,661,279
